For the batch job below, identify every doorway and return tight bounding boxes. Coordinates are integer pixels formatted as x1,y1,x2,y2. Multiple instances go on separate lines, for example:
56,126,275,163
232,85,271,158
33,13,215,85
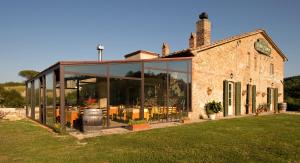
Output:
270,89,274,111
223,81,242,117
267,87,279,113
228,82,234,116
246,84,256,114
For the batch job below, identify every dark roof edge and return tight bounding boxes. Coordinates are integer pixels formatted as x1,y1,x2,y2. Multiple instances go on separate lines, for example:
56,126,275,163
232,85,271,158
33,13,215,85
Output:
25,57,193,83
25,62,60,83
124,50,159,58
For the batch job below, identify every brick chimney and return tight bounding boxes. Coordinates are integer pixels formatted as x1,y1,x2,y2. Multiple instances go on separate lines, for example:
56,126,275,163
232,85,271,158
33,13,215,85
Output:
189,32,196,49
196,12,211,47
162,42,170,57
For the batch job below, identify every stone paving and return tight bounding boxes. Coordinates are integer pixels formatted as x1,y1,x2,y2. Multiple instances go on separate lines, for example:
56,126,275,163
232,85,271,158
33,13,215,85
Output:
68,115,245,140
69,127,130,140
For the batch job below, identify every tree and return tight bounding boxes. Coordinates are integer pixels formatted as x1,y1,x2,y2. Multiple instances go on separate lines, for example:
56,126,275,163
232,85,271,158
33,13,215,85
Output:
0,86,24,108
0,86,4,107
18,70,39,80
284,75,300,111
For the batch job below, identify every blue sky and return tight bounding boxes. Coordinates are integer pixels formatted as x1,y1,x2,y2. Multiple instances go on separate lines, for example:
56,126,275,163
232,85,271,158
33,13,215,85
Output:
0,0,299,83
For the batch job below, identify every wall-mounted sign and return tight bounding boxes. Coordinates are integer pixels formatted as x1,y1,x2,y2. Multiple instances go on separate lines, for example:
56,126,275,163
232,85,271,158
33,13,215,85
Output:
254,38,271,56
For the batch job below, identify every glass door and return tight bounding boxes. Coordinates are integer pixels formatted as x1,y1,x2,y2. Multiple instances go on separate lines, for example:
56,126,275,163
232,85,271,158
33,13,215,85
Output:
228,82,234,115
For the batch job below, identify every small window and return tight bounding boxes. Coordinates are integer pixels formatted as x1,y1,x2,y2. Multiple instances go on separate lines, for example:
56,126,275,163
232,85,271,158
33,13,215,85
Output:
270,63,274,75
254,56,257,71
247,52,251,68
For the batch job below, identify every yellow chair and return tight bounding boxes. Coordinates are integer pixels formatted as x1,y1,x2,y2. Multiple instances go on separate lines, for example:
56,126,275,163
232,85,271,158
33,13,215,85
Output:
132,108,140,120
144,109,149,121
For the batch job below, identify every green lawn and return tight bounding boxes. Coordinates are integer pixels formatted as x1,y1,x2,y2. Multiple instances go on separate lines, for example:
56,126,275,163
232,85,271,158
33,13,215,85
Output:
0,114,299,162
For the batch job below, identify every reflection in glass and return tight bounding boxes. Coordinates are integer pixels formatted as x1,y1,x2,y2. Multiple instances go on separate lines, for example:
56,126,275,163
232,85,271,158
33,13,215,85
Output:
144,60,191,122
55,70,60,124
27,82,31,117
34,79,40,121
144,61,167,69
30,81,35,118
144,69,168,121
40,77,45,123
64,64,107,77
109,63,141,78
168,60,189,72
62,59,191,130
64,74,107,130
109,78,141,127
168,72,188,113
46,73,54,127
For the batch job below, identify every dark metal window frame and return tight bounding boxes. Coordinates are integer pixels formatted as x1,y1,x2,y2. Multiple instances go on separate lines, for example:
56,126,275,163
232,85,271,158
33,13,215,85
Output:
25,57,193,130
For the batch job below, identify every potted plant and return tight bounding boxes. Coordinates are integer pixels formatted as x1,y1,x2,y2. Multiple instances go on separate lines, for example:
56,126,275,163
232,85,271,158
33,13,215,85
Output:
128,119,150,131
53,123,66,134
205,100,222,120
255,104,268,116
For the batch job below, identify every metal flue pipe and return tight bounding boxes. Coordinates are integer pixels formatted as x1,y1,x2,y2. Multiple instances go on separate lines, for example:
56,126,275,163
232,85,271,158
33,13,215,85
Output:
97,44,104,61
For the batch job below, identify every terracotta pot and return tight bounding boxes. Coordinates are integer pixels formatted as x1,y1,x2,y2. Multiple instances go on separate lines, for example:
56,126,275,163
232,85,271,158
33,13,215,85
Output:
208,114,216,120
128,124,150,131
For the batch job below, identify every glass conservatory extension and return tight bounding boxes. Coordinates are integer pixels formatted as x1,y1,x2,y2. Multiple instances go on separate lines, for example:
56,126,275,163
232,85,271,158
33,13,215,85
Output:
26,58,192,131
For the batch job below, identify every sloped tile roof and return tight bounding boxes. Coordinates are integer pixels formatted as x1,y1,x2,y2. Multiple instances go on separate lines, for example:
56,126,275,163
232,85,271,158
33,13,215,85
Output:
165,29,288,61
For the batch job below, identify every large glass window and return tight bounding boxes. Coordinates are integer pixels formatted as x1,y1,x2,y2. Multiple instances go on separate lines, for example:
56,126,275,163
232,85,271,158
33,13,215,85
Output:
144,69,168,121
109,78,141,127
54,70,60,124
34,79,40,121
144,60,191,122
109,62,141,78
168,72,188,112
30,81,35,118
144,61,167,69
46,73,54,127
168,60,189,72
61,59,191,130
27,82,31,117
64,74,107,129
64,64,107,77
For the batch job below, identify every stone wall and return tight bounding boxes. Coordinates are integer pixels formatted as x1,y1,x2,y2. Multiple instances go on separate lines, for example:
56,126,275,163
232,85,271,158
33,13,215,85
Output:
0,108,26,121
189,32,285,120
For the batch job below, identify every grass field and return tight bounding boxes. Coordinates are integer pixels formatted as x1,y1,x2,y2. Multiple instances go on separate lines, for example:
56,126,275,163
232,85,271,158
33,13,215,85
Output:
0,114,299,162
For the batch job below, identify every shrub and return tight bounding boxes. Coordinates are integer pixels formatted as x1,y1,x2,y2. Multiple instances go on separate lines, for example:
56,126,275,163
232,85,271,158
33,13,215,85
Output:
256,104,268,115
205,100,223,115
284,75,300,111
285,97,300,111
0,88,25,108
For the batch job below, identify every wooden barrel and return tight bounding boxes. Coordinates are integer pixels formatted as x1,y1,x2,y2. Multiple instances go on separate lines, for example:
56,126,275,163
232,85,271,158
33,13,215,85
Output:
82,109,102,132
278,103,287,112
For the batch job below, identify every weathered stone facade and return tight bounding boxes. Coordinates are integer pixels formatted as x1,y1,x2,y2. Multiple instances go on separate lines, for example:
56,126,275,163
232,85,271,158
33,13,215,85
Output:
163,13,287,120
196,15,211,47
188,30,286,120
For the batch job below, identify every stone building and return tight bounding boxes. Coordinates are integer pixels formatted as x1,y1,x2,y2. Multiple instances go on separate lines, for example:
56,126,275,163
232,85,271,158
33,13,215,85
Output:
25,12,287,131
165,12,287,119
